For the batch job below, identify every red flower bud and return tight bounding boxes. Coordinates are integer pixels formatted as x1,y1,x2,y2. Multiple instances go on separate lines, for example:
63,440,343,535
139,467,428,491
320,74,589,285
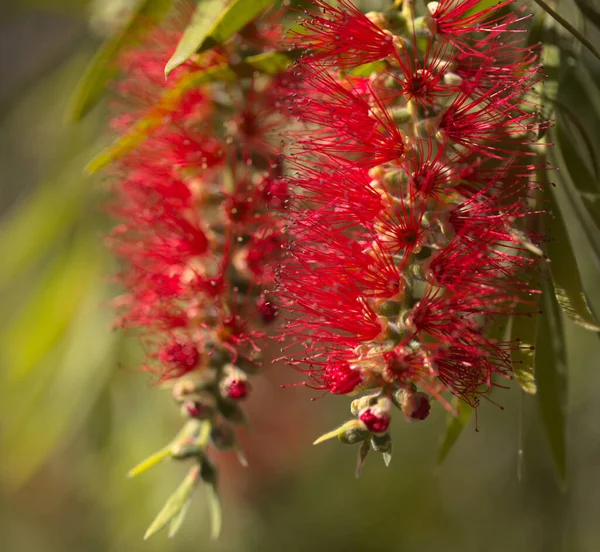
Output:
359,407,390,434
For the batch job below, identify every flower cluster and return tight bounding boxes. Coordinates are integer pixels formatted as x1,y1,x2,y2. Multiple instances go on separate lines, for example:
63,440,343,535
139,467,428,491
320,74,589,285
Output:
279,0,546,465
107,6,286,534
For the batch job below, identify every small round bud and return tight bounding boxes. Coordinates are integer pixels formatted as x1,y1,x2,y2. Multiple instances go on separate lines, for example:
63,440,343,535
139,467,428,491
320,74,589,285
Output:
338,426,369,445
225,378,249,400
359,408,391,434
401,391,431,421
256,294,277,324
182,400,213,420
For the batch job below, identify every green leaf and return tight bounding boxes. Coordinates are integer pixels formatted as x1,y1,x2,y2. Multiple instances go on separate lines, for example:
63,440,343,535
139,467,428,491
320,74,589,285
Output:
313,419,367,445
0,157,88,288
66,0,174,122
437,399,473,465
164,0,226,77
349,60,386,78
165,0,276,76
532,0,600,60
127,446,171,478
245,51,293,74
355,438,370,478
573,0,600,30
86,63,235,174
0,272,118,488
510,304,540,394
541,163,600,331
168,499,192,538
144,465,201,540
536,279,568,487
205,478,222,540
1,232,104,384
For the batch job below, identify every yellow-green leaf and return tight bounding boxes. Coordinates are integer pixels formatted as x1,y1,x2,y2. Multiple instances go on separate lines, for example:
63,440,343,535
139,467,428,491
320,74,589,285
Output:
510,304,540,395
127,446,171,478
86,63,235,173
66,0,174,122
144,465,201,540
313,419,367,445
437,399,473,465
165,0,276,76
168,499,192,538
245,51,293,74
542,165,600,331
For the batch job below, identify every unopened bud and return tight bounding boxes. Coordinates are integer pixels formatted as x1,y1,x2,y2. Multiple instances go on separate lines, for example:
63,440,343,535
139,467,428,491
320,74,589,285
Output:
219,365,250,400
359,397,392,434
399,390,431,421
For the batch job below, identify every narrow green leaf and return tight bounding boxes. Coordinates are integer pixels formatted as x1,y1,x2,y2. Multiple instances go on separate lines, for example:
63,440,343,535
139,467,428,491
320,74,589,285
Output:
127,446,171,478
313,419,367,445
245,51,293,74
510,305,540,394
144,465,200,540
541,163,600,331
532,0,600,60
355,438,370,478
66,0,174,122
164,0,225,77
86,63,235,173
1,232,103,383
536,279,568,487
205,480,222,540
349,60,387,77
165,0,275,76
0,280,118,489
168,499,192,538
437,399,473,465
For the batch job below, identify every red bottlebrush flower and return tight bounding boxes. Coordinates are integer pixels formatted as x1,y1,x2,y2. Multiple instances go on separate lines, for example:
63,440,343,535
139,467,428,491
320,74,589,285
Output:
158,341,201,376
322,361,363,395
289,68,407,167
428,0,521,49
293,0,396,68
278,0,548,458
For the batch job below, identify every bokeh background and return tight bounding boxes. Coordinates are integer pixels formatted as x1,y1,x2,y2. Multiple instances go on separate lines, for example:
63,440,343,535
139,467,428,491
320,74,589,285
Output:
2,1,600,551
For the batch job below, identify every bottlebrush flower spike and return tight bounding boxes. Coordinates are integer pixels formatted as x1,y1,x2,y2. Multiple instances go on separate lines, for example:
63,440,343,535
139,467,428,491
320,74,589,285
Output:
106,5,287,538
278,0,548,470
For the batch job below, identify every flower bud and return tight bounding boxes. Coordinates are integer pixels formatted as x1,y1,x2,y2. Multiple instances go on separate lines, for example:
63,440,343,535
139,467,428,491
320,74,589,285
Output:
256,294,278,324
397,390,431,421
359,397,392,434
182,400,214,420
220,364,250,400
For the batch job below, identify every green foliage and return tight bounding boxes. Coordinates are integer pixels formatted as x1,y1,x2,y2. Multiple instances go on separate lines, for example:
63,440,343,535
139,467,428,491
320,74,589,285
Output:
510,305,540,395
437,399,473,465
165,0,276,76
66,0,174,121
144,466,201,539
536,279,568,487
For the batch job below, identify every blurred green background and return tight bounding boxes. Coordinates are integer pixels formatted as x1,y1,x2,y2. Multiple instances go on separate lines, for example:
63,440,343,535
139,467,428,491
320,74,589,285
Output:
1,1,600,551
